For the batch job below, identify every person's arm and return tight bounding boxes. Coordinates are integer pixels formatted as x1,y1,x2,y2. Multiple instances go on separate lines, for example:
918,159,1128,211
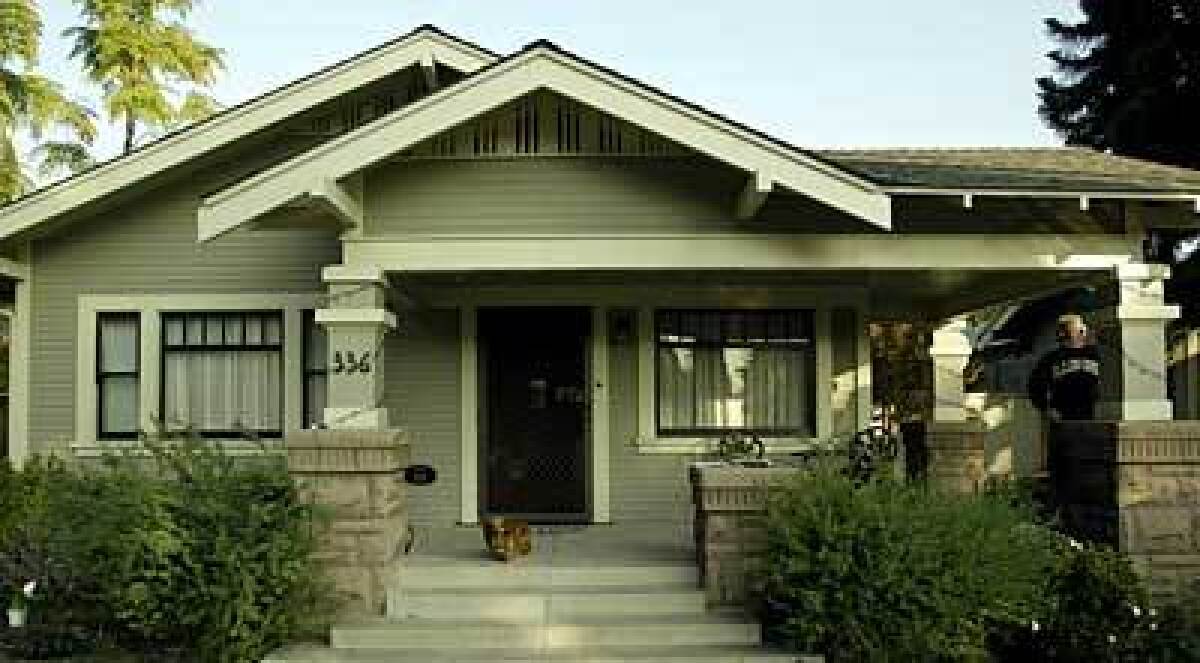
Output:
1027,354,1051,412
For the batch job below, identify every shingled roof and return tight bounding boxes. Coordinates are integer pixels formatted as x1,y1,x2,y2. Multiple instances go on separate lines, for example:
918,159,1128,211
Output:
816,148,1200,193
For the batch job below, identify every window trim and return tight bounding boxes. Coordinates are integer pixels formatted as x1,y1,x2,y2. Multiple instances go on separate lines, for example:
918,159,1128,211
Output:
75,294,320,454
652,308,817,439
159,310,285,439
301,309,328,429
96,312,141,441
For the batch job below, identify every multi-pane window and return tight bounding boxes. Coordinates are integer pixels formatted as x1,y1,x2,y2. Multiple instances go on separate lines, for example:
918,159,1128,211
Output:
161,312,282,437
97,313,140,439
302,310,328,429
656,310,816,436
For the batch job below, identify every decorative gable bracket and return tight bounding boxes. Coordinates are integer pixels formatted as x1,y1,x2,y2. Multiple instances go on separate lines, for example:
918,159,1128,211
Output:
735,171,773,221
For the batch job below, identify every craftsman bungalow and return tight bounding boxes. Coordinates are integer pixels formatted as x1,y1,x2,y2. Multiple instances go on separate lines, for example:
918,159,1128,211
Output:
1,25,1197,532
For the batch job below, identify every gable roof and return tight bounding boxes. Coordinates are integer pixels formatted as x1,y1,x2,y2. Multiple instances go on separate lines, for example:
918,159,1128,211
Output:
0,25,496,241
820,148,1200,195
198,40,894,240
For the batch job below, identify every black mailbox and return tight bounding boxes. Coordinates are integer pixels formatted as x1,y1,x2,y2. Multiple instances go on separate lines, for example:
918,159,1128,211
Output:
403,464,437,486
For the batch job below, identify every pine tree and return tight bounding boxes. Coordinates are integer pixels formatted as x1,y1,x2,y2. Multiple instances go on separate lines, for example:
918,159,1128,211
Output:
1038,0,1200,169
65,0,223,155
0,0,97,203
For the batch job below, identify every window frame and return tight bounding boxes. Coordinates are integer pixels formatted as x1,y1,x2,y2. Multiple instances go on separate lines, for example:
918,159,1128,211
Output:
653,308,817,438
158,310,285,439
301,309,328,429
96,312,141,441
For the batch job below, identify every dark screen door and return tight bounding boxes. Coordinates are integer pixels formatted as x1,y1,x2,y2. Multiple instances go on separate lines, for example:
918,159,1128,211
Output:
480,307,590,522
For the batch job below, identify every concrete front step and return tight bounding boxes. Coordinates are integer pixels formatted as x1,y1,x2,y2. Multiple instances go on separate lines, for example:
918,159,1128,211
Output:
396,562,698,590
265,643,822,662
330,615,760,649
392,584,707,620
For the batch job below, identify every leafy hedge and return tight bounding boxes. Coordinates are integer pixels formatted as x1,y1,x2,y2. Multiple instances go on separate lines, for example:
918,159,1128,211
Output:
757,467,1200,662
0,432,335,662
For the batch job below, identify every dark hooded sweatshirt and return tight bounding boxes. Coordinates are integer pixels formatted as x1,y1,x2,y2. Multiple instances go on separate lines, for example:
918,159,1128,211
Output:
1026,345,1101,420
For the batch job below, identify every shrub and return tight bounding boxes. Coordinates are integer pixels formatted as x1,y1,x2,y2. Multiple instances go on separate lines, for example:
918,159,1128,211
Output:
988,541,1200,662
0,431,335,663
757,466,1062,662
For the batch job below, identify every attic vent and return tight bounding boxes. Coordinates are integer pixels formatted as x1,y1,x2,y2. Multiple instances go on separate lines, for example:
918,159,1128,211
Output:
597,114,622,154
637,129,672,156
472,118,500,155
557,101,583,153
432,132,456,157
514,99,539,154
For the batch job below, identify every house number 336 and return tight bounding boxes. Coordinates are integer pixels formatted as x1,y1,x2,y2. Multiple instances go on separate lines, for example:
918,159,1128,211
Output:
332,351,372,374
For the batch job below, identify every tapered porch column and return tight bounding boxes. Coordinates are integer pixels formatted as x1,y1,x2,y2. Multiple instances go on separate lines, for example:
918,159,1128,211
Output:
317,266,397,429
929,317,972,422
926,316,986,492
1095,263,1180,421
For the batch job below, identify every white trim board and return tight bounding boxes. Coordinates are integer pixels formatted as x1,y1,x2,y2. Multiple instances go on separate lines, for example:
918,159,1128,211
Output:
74,293,321,452
340,234,1140,272
0,27,493,241
7,243,30,467
198,45,892,240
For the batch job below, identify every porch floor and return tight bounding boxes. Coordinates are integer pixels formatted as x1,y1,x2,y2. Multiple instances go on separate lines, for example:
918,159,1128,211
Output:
404,520,697,566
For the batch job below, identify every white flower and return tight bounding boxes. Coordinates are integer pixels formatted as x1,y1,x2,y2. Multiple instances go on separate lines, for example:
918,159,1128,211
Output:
1108,634,1117,644
21,581,36,597
1150,623,1158,631
1149,608,1158,618
1132,605,1142,617
1069,538,1083,550
1031,620,1040,632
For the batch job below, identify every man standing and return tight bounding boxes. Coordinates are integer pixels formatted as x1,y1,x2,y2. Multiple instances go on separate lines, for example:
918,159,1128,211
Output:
1027,314,1101,421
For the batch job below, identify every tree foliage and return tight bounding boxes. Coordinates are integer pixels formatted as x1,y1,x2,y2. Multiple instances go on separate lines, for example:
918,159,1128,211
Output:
0,0,97,203
1038,1,1200,169
65,0,223,154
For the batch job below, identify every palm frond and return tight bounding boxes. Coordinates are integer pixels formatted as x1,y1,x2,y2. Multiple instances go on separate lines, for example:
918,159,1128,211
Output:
30,140,94,180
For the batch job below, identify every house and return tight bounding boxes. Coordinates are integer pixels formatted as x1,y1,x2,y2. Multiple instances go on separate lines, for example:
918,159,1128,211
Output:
2,26,1198,619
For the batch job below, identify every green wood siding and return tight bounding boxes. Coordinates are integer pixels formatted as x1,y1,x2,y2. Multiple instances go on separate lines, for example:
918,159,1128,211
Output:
365,157,866,235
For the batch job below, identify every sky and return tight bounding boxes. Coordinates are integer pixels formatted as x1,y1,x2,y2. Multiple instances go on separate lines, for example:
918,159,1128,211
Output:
32,0,1080,161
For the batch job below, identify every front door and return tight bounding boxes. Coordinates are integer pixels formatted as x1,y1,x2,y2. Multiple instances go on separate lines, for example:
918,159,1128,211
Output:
480,307,590,523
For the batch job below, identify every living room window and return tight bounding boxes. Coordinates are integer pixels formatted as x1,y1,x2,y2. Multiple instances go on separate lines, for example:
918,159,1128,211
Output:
97,313,140,439
160,311,283,437
655,309,816,437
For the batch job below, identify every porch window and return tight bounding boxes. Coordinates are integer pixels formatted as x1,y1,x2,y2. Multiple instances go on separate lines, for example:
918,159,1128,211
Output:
161,312,283,437
656,310,815,436
97,313,140,439
302,310,328,429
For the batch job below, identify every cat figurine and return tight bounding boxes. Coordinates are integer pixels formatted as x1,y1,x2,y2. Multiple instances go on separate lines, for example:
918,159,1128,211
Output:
481,516,533,561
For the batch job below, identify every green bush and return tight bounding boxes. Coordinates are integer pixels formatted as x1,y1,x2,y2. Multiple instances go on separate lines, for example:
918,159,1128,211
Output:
758,467,1062,662
988,542,1200,662
0,432,335,663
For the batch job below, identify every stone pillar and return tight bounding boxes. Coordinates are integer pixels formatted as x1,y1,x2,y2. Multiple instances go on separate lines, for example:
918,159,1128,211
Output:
1096,263,1180,421
925,317,986,493
1050,421,1200,599
318,266,397,429
689,464,805,609
286,429,409,616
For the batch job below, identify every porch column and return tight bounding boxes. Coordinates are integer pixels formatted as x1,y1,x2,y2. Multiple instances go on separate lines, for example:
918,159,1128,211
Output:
926,316,986,493
1096,263,1180,421
317,266,397,429
929,317,971,422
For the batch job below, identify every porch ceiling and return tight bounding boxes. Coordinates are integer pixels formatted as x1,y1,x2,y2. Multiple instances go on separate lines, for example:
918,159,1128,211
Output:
387,269,1104,319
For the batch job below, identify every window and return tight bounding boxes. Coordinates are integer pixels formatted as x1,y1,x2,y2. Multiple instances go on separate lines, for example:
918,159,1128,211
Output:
656,310,816,437
98,313,140,439
161,312,282,437
302,310,328,429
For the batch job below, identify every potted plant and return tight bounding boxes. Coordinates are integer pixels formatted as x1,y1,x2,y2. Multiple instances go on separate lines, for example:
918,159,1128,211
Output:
7,580,36,628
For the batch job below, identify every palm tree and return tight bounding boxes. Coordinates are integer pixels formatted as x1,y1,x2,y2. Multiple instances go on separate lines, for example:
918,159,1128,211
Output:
65,0,223,155
0,0,97,203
